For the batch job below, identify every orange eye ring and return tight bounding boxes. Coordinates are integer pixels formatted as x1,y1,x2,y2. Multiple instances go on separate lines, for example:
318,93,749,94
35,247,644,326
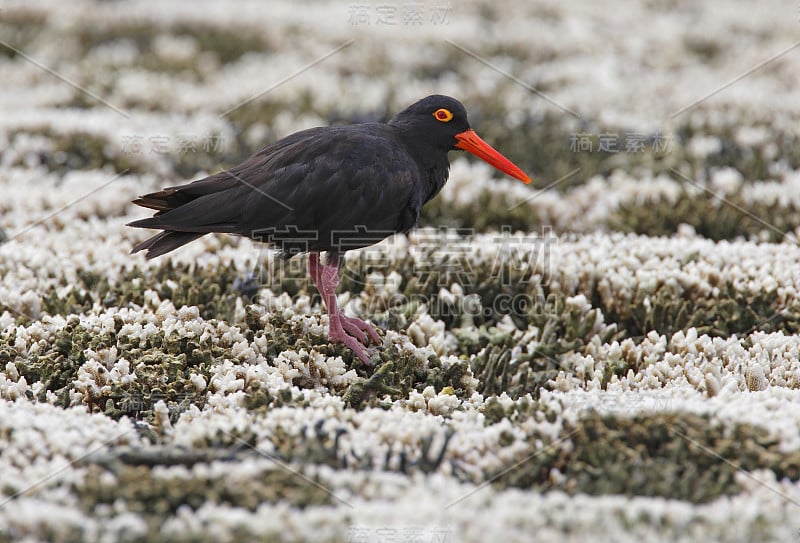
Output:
433,108,453,122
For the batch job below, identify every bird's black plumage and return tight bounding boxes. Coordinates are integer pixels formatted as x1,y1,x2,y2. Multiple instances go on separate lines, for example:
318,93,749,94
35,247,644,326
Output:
128,95,531,363
129,95,472,258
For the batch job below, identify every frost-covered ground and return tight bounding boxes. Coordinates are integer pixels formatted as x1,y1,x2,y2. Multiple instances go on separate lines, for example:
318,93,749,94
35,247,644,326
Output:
3,1,800,541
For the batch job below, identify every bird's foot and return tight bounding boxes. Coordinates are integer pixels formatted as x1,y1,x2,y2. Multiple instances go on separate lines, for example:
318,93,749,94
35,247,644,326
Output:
312,253,381,364
340,315,381,345
329,324,374,365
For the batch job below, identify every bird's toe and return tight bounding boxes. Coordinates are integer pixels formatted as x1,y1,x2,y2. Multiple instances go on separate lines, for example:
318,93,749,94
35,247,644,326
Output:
329,327,373,364
340,315,381,345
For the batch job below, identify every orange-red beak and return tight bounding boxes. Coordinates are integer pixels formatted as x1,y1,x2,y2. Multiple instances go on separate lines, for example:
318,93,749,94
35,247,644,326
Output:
455,129,531,184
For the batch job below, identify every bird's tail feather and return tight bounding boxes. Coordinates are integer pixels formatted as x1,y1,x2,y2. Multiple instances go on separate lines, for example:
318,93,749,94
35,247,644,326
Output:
131,231,205,259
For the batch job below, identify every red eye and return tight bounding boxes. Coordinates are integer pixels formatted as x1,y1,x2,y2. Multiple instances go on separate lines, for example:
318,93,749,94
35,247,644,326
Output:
433,108,453,122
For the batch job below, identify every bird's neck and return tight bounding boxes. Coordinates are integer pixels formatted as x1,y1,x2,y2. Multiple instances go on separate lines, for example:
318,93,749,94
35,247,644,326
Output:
420,154,451,202
393,126,452,201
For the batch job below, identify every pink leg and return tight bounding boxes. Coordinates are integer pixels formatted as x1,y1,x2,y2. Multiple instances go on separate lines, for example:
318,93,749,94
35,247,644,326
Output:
308,252,323,288
309,252,380,346
307,253,380,364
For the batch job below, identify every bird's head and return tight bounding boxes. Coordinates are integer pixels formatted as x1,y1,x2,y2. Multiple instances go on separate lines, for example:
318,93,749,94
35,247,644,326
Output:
390,95,531,184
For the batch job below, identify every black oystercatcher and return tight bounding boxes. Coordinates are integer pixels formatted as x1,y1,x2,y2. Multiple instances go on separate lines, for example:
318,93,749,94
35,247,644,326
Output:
129,95,531,363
